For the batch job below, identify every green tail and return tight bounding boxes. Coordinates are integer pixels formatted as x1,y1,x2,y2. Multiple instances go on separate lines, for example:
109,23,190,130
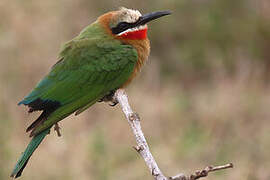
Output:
10,128,50,178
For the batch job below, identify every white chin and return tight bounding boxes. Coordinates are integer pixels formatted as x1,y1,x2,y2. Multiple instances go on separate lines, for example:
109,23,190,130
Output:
117,25,147,36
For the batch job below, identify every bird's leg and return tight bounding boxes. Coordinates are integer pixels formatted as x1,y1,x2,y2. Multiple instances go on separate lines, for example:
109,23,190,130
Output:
54,123,61,137
98,90,119,106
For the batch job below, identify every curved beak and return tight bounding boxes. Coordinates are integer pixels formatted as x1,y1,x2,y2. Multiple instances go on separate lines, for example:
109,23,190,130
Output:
135,11,172,26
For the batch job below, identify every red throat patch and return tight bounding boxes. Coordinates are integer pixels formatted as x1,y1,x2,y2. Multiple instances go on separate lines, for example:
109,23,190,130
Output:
119,28,148,40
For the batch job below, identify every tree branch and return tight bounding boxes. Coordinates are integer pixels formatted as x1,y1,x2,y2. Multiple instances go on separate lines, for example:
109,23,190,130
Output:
114,89,233,180
169,163,233,180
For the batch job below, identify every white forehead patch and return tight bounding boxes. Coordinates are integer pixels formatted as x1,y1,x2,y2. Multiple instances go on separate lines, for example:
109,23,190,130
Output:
118,7,142,24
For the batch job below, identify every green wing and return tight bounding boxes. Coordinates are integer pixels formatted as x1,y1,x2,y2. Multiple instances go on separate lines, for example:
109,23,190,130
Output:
19,37,137,136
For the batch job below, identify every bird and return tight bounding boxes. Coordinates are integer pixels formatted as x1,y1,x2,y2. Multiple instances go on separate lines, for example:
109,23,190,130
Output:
11,7,171,178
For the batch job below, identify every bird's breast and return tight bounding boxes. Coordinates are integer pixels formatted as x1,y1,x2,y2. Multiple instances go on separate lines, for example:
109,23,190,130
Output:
121,38,150,87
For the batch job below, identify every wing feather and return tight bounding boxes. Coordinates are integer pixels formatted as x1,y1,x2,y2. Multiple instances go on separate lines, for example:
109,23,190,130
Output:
19,37,137,136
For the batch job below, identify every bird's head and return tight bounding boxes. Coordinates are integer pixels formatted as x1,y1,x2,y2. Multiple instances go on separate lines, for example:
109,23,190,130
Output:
98,7,171,40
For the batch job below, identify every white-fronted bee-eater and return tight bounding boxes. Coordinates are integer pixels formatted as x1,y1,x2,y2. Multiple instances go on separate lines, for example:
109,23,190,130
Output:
11,7,171,178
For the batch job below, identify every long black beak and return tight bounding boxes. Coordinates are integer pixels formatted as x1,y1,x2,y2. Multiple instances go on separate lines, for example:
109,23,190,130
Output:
135,11,172,26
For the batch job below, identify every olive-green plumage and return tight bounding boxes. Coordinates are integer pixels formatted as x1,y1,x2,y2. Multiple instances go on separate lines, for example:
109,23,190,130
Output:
23,22,137,135
11,20,137,178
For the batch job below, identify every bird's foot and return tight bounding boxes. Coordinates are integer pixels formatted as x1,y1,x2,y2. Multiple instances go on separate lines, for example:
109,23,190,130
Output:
98,90,118,107
54,123,61,137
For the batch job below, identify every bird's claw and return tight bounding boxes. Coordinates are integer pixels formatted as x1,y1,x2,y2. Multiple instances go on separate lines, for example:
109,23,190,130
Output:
98,90,118,107
54,123,61,137
109,101,118,107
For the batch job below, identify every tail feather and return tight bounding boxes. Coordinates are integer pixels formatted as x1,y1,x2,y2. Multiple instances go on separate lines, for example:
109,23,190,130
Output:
10,128,51,178
26,110,49,133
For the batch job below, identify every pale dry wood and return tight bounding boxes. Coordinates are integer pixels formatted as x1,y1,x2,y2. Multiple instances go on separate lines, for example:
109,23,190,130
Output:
169,163,233,180
114,89,167,180
113,89,233,180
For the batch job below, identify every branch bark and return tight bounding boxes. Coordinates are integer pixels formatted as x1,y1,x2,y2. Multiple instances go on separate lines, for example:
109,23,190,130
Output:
114,89,233,180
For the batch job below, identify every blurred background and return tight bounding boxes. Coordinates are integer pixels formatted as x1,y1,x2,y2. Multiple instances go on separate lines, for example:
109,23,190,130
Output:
1,0,270,179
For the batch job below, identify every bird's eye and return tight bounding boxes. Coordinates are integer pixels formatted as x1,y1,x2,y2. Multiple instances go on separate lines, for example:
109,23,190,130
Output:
111,22,132,34
117,22,129,29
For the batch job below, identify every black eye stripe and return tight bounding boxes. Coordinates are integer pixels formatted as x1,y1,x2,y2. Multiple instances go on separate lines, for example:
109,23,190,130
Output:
118,22,129,28
111,22,136,35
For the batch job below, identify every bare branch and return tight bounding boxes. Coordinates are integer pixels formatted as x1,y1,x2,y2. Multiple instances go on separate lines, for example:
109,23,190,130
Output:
114,89,233,180
114,89,167,180
169,163,233,180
